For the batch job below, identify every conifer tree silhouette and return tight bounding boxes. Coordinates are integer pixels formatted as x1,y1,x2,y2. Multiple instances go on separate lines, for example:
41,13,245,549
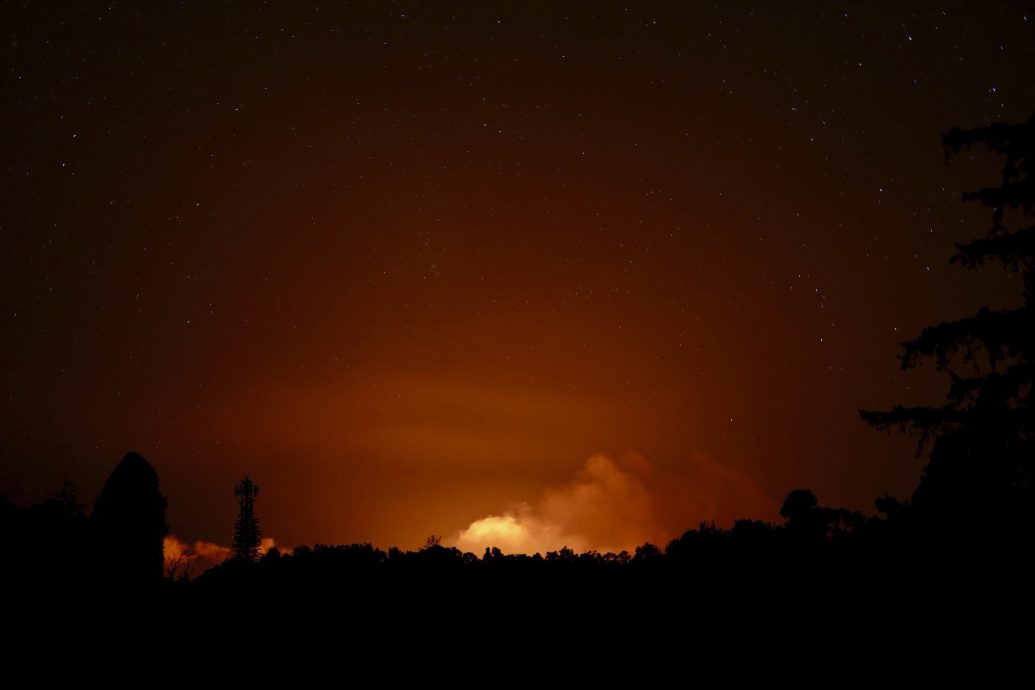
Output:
861,114,1035,536
232,476,261,562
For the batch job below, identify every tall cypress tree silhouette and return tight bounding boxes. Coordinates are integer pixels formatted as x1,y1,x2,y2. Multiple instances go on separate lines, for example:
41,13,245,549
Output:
93,452,168,582
232,476,261,562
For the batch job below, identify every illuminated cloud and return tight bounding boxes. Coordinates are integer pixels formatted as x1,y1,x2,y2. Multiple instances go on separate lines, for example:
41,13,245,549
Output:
452,452,769,555
163,535,285,576
454,507,576,554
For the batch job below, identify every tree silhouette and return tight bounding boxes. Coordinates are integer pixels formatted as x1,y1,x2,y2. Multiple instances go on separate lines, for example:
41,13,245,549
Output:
232,476,262,562
92,452,169,583
780,489,818,521
166,545,197,581
861,114,1035,539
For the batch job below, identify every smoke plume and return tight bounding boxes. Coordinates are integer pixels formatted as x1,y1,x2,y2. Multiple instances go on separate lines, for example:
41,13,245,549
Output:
452,452,769,554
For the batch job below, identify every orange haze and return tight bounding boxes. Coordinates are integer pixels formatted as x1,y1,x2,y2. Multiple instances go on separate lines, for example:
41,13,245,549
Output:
2,4,1028,552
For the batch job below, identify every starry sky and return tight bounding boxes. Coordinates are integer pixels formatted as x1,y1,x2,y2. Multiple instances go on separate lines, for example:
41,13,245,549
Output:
2,2,1033,552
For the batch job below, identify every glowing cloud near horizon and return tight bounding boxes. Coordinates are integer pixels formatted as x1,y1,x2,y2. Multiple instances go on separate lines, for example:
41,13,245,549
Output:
452,452,770,555
162,535,284,575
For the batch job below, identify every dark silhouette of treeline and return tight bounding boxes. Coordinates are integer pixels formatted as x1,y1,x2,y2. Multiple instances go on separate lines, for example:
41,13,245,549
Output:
3,116,1033,655
0,452,167,594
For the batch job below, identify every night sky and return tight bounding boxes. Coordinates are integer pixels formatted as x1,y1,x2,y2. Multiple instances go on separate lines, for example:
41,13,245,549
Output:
3,2,1033,553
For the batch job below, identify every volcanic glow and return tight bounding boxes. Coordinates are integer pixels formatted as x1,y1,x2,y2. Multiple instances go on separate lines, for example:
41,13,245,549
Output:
453,453,769,554
1,4,1030,553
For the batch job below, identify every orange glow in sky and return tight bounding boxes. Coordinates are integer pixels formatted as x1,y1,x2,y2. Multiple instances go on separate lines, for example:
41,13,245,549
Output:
2,4,1030,552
